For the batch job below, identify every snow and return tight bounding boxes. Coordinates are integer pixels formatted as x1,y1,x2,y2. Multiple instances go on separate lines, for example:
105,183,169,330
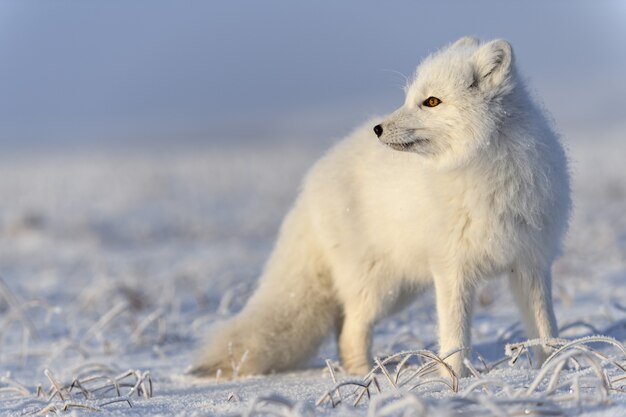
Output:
1,133,625,416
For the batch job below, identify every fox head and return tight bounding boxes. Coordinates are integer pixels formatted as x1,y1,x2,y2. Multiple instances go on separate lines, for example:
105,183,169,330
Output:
375,37,518,168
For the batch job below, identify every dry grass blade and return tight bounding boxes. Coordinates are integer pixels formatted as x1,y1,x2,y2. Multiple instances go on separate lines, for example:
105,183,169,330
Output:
352,381,370,407
131,308,165,343
316,379,372,408
463,357,483,380
44,369,68,401
0,277,38,337
506,337,567,358
81,301,129,344
324,359,341,403
0,376,31,398
124,370,153,398
543,335,626,367
374,357,397,390
99,397,134,408
0,277,39,363
392,353,415,385
68,379,90,399
0,386,30,398
227,342,250,378
314,392,332,408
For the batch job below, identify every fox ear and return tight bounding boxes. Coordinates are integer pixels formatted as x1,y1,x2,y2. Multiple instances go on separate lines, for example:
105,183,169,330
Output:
473,39,513,94
451,36,480,49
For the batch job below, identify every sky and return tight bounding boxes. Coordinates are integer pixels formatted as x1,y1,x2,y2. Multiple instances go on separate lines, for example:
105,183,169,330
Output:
1,1,625,151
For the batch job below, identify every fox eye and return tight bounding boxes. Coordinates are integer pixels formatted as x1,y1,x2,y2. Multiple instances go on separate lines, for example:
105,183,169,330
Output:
423,97,442,108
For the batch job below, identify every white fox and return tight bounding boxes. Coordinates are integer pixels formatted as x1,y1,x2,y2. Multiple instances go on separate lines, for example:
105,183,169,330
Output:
192,37,571,378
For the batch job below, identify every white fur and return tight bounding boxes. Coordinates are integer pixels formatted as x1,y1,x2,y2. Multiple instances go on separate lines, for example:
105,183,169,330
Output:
192,37,571,378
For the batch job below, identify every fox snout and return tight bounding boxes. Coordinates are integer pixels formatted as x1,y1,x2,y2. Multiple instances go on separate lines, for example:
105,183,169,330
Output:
373,124,383,138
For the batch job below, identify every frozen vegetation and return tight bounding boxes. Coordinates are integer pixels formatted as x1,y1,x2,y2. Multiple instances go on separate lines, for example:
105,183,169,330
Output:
0,131,625,416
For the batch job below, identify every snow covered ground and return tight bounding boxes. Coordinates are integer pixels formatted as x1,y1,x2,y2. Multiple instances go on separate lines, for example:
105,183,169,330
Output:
1,125,626,416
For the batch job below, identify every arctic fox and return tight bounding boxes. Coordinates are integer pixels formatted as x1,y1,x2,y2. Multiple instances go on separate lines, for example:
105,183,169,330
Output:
192,37,571,378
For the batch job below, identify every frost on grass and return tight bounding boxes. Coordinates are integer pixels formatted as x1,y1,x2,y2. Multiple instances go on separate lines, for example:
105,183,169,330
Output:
0,276,157,414
217,335,626,417
315,336,626,416
0,366,152,415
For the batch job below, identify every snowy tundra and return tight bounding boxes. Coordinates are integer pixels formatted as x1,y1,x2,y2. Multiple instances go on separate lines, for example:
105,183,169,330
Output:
192,37,571,378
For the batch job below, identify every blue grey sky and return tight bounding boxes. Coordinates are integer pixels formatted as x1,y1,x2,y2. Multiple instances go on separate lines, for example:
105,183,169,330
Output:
1,1,625,150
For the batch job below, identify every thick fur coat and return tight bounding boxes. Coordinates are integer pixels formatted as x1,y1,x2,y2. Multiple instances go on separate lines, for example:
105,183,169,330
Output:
192,37,571,378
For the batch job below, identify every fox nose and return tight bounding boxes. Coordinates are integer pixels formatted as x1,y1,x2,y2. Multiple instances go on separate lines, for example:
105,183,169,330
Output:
373,124,383,138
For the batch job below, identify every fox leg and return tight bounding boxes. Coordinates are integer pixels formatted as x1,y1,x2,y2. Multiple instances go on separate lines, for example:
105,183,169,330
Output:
338,295,380,375
433,273,475,378
508,266,558,366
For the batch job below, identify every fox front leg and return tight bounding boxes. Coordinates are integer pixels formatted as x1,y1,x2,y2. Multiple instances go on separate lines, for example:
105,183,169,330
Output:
338,301,375,375
433,273,475,378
